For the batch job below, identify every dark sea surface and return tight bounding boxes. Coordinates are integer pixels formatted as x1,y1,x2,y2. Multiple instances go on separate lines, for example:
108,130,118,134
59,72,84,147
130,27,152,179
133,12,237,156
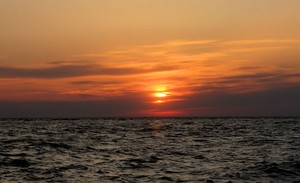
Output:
0,118,299,183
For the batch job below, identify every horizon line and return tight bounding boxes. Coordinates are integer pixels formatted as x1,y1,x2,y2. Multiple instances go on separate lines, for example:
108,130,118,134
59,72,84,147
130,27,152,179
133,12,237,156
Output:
1,116,299,120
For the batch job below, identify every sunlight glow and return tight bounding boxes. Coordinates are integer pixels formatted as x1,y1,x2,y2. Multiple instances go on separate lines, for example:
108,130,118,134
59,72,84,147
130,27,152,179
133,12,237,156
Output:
155,100,164,103
156,86,167,92
155,92,168,98
152,85,171,104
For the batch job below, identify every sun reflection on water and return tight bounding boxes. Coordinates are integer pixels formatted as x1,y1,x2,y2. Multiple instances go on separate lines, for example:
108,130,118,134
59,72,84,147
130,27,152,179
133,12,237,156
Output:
149,120,166,138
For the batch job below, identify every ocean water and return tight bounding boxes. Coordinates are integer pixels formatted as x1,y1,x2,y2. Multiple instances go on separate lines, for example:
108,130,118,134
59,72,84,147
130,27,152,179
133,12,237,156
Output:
0,118,299,183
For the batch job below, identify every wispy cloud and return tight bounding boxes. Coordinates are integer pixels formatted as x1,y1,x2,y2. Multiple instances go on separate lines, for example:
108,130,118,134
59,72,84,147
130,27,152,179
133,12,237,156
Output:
0,38,299,116
0,62,178,79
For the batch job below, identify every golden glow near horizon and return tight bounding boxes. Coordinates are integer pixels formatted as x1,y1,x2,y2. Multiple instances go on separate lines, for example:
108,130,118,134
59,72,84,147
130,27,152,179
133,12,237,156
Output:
0,0,300,116
153,86,171,104
155,93,167,98
155,100,163,104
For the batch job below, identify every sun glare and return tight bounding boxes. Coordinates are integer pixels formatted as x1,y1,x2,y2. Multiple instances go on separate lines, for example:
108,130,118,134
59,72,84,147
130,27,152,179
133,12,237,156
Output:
153,85,171,104
154,92,167,98
155,100,164,103
156,86,167,91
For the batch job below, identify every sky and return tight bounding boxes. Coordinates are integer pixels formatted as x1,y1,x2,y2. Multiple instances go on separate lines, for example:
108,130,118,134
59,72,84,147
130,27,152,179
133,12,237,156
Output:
0,0,300,117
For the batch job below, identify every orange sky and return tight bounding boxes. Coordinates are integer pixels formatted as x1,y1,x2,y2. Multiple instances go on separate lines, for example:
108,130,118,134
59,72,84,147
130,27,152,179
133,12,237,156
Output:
0,0,300,117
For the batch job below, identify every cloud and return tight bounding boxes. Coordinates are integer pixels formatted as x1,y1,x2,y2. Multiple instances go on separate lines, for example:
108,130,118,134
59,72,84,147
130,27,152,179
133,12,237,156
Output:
3,38,298,103
0,38,299,117
151,84,300,116
0,92,150,118
1,85,299,118
70,80,123,86
0,63,178,79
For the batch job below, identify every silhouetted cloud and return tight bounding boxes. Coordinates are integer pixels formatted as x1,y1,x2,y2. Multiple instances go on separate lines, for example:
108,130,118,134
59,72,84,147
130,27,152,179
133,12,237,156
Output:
0,39,299,117
0,63,178,79
0,93,149,118
0,85,299,118
70,80,122,85
151,84,300,116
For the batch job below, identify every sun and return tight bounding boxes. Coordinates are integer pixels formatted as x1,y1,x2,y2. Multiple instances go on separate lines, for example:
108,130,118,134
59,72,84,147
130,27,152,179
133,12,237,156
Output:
153,85,170,103
154,92,168,98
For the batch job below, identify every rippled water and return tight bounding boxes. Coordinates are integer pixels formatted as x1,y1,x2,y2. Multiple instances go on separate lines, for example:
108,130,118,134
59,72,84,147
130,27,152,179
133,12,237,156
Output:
0,118,299,182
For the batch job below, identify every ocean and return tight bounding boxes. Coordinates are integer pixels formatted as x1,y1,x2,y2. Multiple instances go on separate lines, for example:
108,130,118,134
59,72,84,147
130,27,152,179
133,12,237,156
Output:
0,118,299,183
